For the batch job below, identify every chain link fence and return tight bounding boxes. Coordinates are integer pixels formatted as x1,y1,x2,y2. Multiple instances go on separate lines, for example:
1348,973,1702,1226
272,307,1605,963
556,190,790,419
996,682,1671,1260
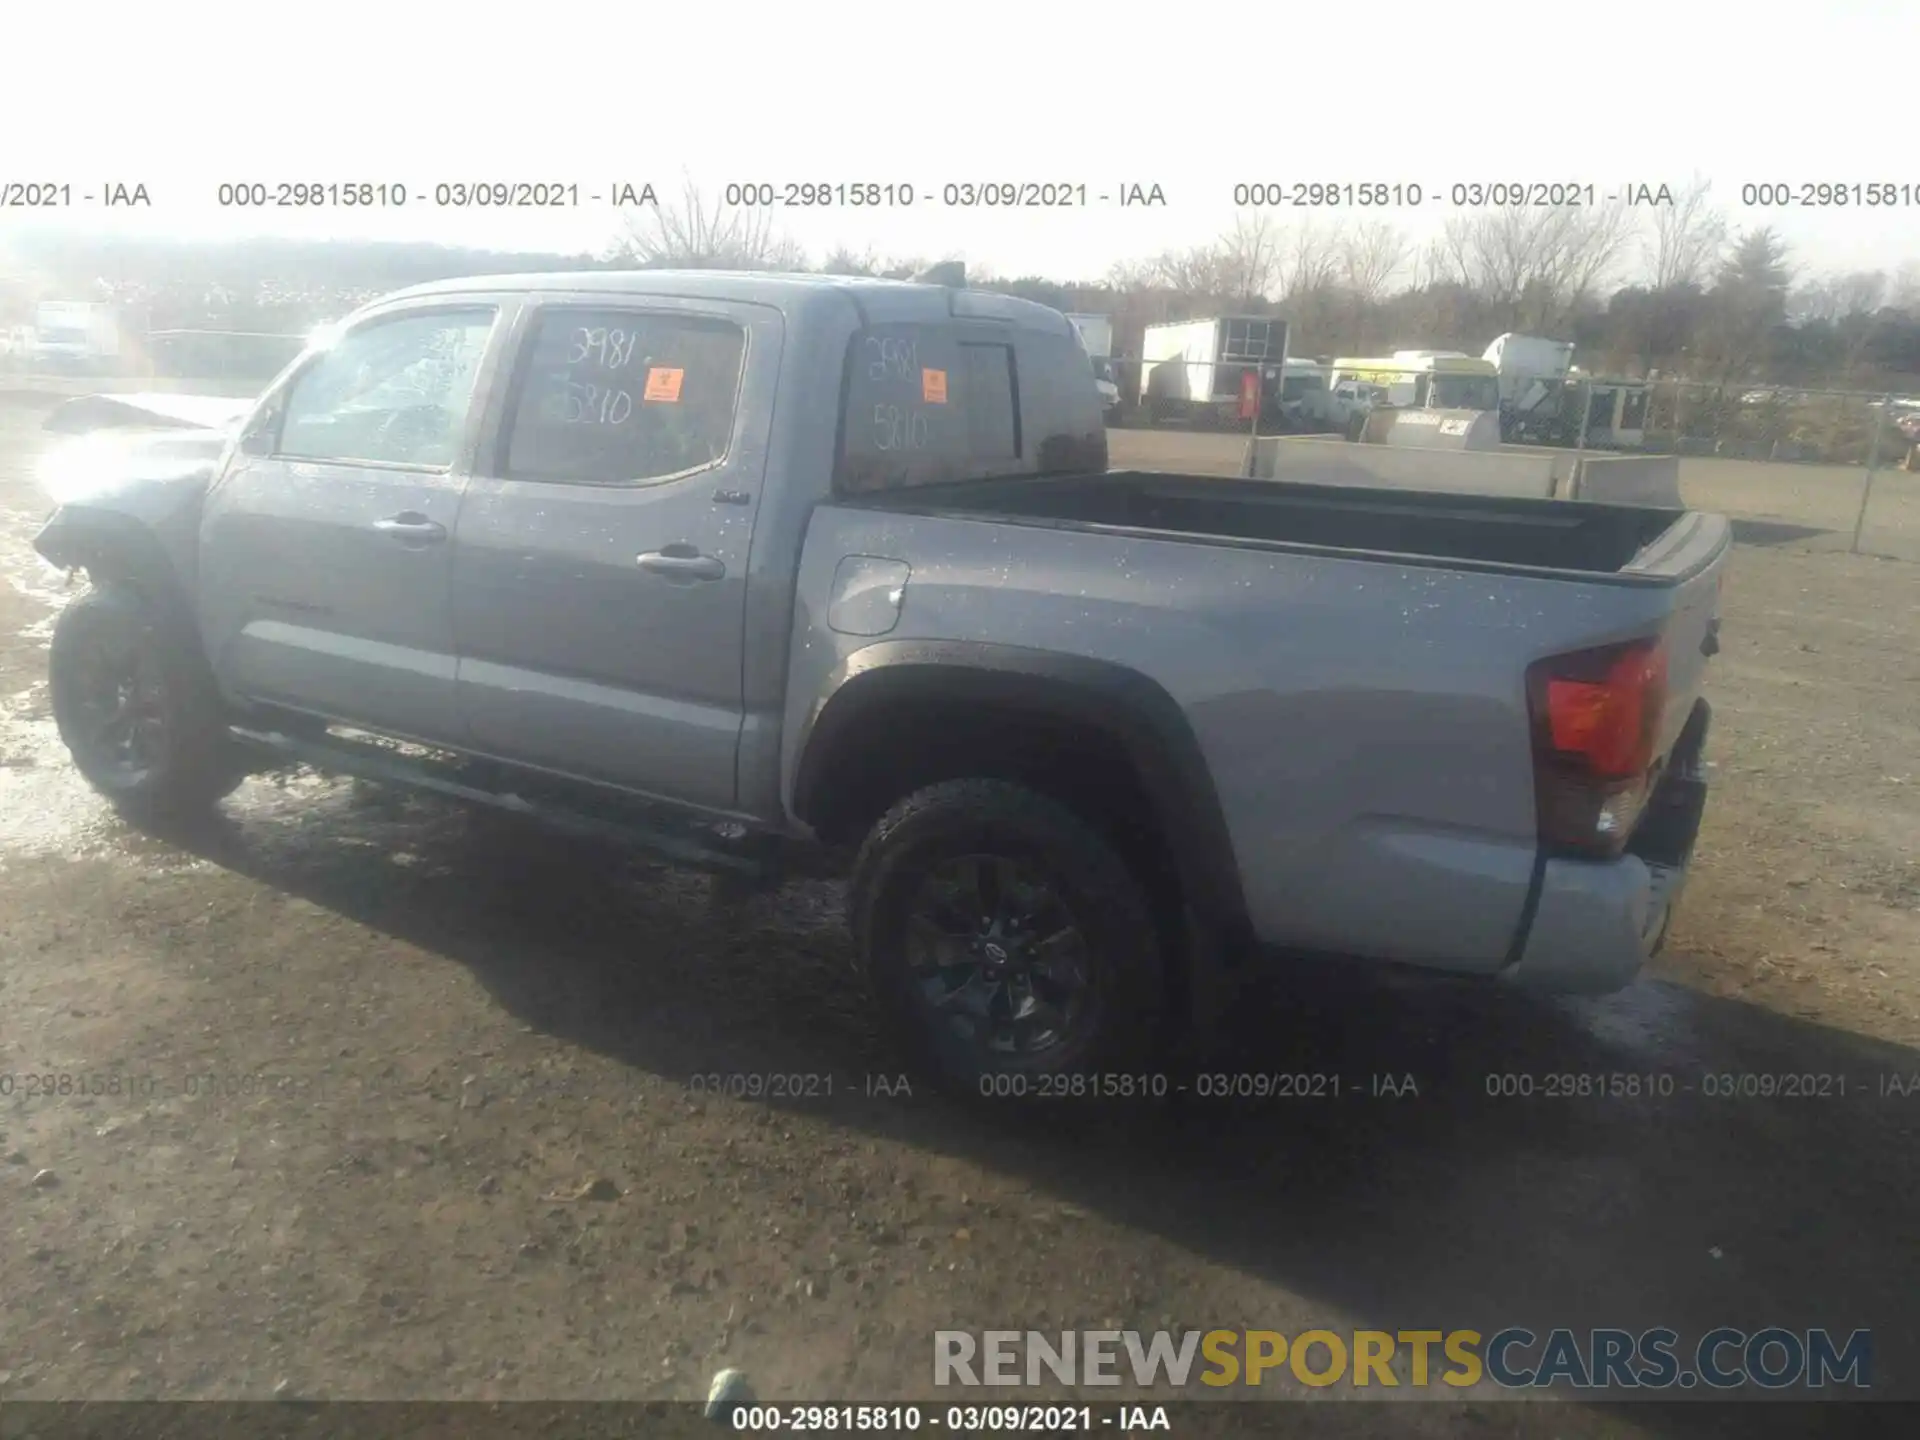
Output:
0,324,308,383
1640,381,1918,468
1637,380,1919,559
141,328,308,383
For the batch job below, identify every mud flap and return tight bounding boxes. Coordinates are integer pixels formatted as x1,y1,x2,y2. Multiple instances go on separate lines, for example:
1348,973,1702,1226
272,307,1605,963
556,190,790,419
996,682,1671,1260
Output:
1175,903,1247,1064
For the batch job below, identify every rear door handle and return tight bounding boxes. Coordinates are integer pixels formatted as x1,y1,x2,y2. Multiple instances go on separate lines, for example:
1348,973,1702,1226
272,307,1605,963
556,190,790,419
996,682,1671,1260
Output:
637,547,726,582
372,513,447,543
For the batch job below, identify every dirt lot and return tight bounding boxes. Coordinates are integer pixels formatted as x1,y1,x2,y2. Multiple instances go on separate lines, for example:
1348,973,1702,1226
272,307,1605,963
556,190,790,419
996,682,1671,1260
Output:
3,405,1917,1436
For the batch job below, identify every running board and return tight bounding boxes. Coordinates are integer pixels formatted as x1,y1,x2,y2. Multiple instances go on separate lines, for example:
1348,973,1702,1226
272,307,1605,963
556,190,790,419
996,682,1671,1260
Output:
228,725,773,879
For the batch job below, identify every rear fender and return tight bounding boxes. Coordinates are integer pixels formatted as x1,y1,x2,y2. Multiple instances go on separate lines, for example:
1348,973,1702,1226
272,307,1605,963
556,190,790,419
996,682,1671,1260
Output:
792,641,1251,944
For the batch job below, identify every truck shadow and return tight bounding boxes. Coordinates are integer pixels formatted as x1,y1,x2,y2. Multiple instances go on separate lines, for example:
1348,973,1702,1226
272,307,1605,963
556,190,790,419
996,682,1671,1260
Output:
159,785,1919,1434
1729,518,1835,548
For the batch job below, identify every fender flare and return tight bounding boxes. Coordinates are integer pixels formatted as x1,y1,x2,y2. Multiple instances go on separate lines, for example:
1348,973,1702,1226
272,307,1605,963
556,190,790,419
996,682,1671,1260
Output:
33,505,194,616
792,639,1251,944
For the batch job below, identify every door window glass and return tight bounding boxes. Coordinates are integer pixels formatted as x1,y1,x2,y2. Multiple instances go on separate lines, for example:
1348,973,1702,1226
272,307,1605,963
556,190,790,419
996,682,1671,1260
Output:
278,309,496,467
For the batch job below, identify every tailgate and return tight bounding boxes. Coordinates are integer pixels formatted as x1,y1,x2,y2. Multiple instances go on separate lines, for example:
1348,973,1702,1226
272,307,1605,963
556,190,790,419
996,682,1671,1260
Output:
1622,511,1729,767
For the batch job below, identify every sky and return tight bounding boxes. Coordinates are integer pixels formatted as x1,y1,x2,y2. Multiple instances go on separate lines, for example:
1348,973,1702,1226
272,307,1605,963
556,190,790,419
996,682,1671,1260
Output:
4,1,1917,287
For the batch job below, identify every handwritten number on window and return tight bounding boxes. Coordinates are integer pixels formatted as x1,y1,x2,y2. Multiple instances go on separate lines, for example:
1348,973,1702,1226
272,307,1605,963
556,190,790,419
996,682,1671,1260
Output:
567,327,642,371
562,380,634,425
872,403,928,452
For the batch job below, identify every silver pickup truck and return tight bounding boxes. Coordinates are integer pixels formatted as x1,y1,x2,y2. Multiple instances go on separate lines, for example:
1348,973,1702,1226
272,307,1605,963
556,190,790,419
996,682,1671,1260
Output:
33,269,1728,1094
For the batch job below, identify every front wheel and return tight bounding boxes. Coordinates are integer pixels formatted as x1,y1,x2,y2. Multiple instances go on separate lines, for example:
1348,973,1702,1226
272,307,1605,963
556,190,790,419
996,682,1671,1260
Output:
49,585,246,820
849,779,1168,1098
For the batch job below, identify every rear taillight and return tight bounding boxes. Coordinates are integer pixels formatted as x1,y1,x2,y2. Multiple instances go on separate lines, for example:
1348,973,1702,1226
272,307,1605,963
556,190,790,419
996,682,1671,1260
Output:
1526,638,1668,857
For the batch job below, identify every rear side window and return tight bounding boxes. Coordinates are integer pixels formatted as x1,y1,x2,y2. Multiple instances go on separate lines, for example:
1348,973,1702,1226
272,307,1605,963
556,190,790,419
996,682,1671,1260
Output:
838,324,1021,493
502,308,746,484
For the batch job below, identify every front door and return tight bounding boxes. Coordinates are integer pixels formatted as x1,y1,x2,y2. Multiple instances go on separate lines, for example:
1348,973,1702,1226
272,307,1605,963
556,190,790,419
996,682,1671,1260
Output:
451,295,781,813
198,303,506,743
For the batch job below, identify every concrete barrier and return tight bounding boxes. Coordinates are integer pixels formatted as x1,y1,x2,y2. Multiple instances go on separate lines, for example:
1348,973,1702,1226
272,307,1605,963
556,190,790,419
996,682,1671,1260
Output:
1572,454,1683,507
1249,435,1563,499
1249,435,1683,508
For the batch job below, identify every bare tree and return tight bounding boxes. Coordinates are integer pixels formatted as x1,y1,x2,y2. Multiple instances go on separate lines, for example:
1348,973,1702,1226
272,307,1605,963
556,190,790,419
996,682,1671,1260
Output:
1278,219,1338,300
1832,269,1889,319
1440,202,1636,332
1105,257,1160,293
1891,261,1920,314
1790,276,1840,325
611,179,807,271
1222,214,1285,300
1826,270,1890,383
1645,175,1727,290
1139,242,1224,297
1135,215,1286,304
1411,234,1460,291
820,245,879,276
1337,221,1412,303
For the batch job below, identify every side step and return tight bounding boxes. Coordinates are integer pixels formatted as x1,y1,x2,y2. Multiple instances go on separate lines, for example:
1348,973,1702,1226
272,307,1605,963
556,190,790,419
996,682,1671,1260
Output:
229,725,782,880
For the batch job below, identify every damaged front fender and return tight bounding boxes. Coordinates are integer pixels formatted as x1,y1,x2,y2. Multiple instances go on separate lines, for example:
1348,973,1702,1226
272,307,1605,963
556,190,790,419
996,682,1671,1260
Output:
30,393,252,601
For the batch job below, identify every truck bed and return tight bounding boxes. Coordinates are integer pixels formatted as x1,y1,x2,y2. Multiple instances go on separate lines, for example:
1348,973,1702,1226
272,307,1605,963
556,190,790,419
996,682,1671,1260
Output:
855,469,1713,582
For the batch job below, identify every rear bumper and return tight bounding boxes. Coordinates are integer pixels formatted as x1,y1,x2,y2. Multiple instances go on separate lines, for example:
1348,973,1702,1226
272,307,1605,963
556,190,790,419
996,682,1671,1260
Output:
1502,700,1712,996
1500,853,1689,994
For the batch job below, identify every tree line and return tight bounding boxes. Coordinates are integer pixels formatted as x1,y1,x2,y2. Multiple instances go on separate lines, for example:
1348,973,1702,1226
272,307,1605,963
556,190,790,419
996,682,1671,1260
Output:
5,176,1916,391
607,178,1920,392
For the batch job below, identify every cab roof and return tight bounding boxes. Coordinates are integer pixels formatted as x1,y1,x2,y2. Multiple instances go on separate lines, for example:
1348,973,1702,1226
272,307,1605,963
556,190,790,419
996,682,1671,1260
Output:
368,269,1076,335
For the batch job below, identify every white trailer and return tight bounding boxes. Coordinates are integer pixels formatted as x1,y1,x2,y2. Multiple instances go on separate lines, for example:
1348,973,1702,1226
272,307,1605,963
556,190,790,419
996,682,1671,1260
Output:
1065,314,1120,415
1139,316,1287,426
1483,332,1575,411
1065,313,1113,359
32,302,121,371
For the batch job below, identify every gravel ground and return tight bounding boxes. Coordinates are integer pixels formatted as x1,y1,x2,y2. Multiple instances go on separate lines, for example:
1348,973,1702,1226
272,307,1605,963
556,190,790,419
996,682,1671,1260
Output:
2,406,1917,1437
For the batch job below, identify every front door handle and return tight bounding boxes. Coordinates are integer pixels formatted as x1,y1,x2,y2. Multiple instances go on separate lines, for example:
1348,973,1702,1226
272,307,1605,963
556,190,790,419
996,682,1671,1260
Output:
372,513,447,543
637,546,726,582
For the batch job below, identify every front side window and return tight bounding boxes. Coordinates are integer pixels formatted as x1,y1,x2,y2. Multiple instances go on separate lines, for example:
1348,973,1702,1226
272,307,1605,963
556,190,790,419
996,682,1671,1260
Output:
278,309,496,467
503,308,747,485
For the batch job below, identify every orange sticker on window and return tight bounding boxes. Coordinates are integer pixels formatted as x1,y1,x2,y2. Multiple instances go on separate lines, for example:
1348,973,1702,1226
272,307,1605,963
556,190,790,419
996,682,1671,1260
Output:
922,368,948,404
643,367,685,403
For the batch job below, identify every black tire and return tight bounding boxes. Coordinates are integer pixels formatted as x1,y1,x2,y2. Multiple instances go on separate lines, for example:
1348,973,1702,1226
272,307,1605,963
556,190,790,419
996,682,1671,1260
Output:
49,584,245,820
849,779,1167,1099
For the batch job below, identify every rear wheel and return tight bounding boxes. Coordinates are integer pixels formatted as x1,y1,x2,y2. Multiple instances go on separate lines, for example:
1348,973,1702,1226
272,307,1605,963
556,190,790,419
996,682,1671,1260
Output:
49,585,246,820
849,779,1167,1100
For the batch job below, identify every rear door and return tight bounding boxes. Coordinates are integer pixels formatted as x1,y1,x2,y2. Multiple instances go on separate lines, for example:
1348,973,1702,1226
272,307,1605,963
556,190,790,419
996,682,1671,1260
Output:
451,294,781,812
198,300,508,742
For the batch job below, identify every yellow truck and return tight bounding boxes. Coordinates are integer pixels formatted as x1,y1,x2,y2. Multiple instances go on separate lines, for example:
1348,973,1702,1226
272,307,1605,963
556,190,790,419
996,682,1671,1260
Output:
1325,351,1502,425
